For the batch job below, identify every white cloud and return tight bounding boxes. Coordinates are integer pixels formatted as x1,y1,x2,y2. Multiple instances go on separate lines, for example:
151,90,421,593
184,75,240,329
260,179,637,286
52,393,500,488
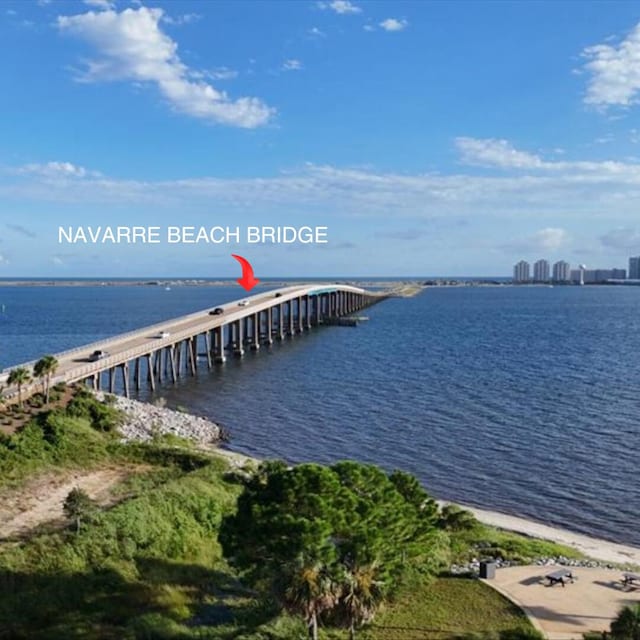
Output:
83,0,115,9
282,59,303,71
581,22,640,108
379,18,408,32
455,136,634,174
15,161,92,178
309,27,325,37
161,12,201,26
456,137,544,169
0,255,8,265
317,1,361,15
363,24,375,32
200,67,238,81
57,7,274,128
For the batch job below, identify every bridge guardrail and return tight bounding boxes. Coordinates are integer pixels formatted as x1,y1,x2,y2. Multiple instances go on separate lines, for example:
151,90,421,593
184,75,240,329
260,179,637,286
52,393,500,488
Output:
0,284,368,397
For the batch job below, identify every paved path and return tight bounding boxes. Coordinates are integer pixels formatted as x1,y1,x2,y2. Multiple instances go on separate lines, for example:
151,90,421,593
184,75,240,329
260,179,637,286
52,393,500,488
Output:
485,566,640,639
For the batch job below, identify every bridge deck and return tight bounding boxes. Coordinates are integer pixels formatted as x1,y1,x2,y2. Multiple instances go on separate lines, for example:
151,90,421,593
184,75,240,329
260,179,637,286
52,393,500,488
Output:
1,284,382,398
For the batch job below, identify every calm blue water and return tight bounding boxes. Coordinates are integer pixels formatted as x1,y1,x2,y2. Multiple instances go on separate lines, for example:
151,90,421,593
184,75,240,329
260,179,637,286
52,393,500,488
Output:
1,283,639,546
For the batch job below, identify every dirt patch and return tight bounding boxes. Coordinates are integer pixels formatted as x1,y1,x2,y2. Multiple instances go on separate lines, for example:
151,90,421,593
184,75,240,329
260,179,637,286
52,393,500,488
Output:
0,465,149,539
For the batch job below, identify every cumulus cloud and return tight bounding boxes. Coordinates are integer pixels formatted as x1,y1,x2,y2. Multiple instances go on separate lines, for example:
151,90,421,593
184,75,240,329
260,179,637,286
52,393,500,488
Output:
379,18,408,32
581,22,640,108
282,59,303,71
317,1,361,15
309,26,325,37
57,7,274,128
0,254,8,265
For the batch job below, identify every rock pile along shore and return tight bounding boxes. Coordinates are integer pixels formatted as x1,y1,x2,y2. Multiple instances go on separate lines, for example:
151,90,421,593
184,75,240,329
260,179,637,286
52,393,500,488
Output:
99,393,222,445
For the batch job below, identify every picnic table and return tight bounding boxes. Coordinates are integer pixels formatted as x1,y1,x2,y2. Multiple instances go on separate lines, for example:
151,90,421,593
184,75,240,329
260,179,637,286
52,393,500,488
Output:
622,572,640,588
545,568,575,587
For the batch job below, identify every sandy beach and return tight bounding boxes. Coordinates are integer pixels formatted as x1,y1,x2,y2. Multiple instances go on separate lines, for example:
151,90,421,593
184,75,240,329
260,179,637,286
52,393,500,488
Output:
440,500,640,566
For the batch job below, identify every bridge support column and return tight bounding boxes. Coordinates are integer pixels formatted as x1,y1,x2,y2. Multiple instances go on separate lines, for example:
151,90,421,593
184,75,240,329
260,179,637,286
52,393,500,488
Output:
108,367,115,394
234,320,245,356
287,300,295,336
168,346,177,382
297,296,304,332
120,363,130,398
187,338,197,375
155,349,163,383
304,295,312,329
265,308,274,345
214,326,226,363
251,313,260,350
204,331,213,368
277,303,285,339
146,353,156,391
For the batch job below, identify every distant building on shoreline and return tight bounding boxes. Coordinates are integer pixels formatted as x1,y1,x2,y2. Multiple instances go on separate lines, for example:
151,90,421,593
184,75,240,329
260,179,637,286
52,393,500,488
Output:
552,260,571,283
533,259,550,282
514,258,628,284
513,260,530,283
629,256,640,280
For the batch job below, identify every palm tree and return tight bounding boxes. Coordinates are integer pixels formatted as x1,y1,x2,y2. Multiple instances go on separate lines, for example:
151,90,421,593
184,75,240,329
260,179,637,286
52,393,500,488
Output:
34,355,59,404
282,557,339,640
339,562,386,640
611,603,640,640
8,367,31,409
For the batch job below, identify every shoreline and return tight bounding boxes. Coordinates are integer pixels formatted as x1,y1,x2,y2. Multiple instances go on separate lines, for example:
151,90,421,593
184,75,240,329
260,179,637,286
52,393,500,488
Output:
109,393,640,568
438,501,640,566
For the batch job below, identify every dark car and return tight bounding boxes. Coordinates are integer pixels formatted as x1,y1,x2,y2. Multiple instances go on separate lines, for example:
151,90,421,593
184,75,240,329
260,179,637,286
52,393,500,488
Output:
275,292,282,298
209,307,224,315
88,349,108,362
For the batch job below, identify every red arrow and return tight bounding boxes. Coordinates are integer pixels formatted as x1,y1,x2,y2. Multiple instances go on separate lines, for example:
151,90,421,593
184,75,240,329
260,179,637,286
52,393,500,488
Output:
231,254,260,291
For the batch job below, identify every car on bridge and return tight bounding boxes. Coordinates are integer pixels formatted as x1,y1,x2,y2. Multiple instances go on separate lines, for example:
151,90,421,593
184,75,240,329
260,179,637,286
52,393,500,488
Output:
209,308,224,315
88,349,109,362
157,330,171,338
238,300,249,306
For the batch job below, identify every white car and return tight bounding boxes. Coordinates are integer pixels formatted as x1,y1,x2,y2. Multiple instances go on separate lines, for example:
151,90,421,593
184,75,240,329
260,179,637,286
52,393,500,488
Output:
238,300,249,307
157,330,171,338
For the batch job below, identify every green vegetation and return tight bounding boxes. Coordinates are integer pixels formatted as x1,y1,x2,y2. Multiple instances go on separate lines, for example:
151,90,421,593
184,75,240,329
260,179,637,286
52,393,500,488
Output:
0,391,549,639
34,355,59,404
442,505,582,564
7,366,31,409
362,577,533,639
221,461,449,639
611,603,640,640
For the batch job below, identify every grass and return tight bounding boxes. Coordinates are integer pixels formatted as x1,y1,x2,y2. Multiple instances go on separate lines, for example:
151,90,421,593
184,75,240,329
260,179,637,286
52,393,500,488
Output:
0,392,550,639
449,522,584,564
362,577,532,640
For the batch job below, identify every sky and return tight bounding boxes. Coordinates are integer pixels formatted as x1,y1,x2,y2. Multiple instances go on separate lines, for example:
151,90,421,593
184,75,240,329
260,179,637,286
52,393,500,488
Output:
2,0,640,277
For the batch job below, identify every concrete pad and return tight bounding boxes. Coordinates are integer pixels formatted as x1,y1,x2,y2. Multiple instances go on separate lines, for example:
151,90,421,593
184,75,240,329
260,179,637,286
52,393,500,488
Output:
484,566,640,639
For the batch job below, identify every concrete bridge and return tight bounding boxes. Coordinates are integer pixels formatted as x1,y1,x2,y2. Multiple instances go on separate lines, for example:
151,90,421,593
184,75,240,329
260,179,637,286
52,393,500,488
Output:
2,284,385,399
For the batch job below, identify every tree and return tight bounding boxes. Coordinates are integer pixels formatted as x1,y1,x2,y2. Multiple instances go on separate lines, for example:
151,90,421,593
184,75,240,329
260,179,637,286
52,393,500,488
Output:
611,604,640,640
281,556,339,640
220,461,441,638
8,367,31,409
63,487,96,533
34,355,59,404
338,561,385,640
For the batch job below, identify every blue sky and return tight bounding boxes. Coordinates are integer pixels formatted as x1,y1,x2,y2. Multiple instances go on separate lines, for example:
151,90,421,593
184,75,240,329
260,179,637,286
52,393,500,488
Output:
2,0,640,277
